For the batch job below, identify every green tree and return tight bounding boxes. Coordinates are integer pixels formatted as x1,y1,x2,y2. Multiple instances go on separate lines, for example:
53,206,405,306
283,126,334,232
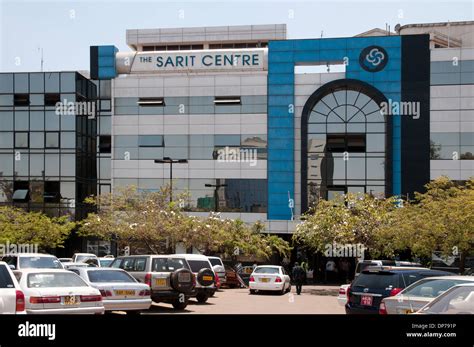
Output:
78,185,291,260
293,193,401,258
388,177,474,273
0,206,75,250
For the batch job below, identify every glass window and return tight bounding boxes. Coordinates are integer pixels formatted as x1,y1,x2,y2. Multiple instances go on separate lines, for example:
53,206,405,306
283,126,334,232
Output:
14,153,29,176
190,135,214,147
0,95,13,106
29,111,44,130
98,135,111,153
45,73,60,93
0,154,13,176
60,132,75,148
61,154,75,176
45,154,60,176
14,94,29,106
0,74,14,93
27,272,86,288
30,154,44,177
215,134,240,146
366,134,385,152
0,112,13,130
45,132,60,148
44,93,60,107
99,116,111,135
164,135,188,147
45,111,60,131
366,158,385,179
29,94,44,106
14,132,28,148
60,72,76,93
14,111,29,130
29,73,44,93
30,132,44,148
14,74,29,93
138,135,164,147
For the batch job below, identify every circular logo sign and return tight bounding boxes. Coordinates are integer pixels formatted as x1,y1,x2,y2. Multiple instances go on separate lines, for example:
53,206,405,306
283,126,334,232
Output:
359,46,388,72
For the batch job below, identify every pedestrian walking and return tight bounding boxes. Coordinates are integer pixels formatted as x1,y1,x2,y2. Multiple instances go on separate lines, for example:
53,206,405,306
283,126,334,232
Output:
292,262,305,295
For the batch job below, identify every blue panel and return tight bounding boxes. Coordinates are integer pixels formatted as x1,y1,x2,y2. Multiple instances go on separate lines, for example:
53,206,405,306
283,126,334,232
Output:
267,35,402,220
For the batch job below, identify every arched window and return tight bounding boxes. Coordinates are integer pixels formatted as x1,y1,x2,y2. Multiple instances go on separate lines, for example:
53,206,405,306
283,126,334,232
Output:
301,79,389,211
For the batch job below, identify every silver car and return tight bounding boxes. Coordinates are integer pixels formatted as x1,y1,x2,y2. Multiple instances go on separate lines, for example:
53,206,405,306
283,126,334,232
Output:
380,276,474,314
418,283,474,314
70,267,151,314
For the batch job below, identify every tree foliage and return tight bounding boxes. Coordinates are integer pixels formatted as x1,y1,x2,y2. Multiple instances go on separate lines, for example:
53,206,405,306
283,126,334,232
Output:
78,185,291,259
0,206,75,250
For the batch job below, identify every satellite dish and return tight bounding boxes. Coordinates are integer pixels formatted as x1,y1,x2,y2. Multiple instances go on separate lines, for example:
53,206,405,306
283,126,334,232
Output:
394,24,401,33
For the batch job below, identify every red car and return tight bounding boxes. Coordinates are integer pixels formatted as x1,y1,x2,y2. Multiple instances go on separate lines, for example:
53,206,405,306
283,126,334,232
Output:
224,265,244,288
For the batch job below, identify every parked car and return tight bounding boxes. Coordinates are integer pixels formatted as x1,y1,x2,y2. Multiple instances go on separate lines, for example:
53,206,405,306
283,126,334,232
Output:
70,267,151,314
174,254,217,303
0,261,25,314
249,265,291,295
380,276,474,314
238,266,254,286
1,253,63,270
72,253,98,263
208,256,226,288
16,269,104,314
111,255,194,310
346,266,451,314
354,260,396,278
224,265,243,288
98,257,114,268
338,284,350,306
62,262,91,270
417,283,474,314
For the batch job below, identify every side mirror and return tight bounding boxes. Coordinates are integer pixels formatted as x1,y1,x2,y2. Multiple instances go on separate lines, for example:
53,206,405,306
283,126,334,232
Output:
9,264,16,270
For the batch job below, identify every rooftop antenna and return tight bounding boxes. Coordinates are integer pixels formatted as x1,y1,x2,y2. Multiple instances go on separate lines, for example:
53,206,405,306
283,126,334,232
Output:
320,30,324,38
38,47,44,72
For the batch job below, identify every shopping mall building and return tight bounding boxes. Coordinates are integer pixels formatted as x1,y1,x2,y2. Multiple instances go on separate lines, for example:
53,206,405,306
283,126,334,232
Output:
0,21,473,253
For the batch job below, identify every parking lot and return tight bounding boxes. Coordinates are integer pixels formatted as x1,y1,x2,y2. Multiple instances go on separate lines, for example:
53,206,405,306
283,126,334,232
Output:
143,286,345,314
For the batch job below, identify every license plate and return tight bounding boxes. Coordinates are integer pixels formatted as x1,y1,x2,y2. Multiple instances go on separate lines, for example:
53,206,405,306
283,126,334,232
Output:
203,275,213,281
155,278,167,287
115,290,135,296
260,278,270,283
63,296,78,305
360,295,373,306
178,273,191,282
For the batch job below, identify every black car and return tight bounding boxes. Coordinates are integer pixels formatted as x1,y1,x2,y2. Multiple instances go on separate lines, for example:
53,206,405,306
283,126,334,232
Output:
345,267,452,314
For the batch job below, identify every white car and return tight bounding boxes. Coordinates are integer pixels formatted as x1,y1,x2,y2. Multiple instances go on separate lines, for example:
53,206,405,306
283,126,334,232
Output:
0,261,25,314
62,262,91,270
16,269,104,314
338,284,350,306
249,265,291,295
1,253,63,270
418,283,474,314
380,276,474,314
70,267,151,313
207,256,226,287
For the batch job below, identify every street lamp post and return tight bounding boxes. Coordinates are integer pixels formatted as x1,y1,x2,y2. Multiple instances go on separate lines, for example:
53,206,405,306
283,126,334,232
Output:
154,157,188,202
204,182,228,212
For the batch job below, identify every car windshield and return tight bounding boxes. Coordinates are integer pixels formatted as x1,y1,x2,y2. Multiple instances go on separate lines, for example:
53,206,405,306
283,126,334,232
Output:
421,286,474,314
0,266,15,288
187,260,211,273
403,278,471,298
353,272,398,289
87,270,135,283
254,267,280,274
19,256,62,269
209,258,223,267
99,259,114,267
152,258,188,272
27,273,87,288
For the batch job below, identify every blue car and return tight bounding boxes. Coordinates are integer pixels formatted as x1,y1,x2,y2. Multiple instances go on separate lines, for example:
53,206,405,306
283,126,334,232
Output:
345,266,451,314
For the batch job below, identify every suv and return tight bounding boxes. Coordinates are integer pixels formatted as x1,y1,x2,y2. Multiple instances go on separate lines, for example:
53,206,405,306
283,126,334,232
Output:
1,253,63,270
346,266,451,314
111,255,194,310
0,261,25,314
174,254,216,303
354,260,396,278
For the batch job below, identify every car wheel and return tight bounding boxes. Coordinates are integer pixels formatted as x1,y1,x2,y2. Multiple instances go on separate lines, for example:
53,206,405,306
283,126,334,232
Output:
196,293,208,303
249,289,256,295
172,299,188,310
209,291,215,297
126,310,142,315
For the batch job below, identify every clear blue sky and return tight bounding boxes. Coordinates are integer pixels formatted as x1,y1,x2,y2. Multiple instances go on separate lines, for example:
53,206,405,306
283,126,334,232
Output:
0,0,472,72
